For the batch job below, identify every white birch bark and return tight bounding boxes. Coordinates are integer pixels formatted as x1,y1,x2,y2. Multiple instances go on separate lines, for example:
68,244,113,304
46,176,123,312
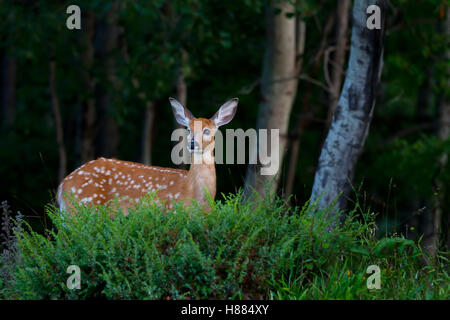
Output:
310,0,387,227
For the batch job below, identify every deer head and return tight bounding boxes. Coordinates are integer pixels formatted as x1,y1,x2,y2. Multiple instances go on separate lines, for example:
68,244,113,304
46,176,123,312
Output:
169,97,239,162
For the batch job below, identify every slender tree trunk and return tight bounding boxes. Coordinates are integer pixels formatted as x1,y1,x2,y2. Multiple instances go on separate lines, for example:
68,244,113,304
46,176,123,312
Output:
173,50,188,130
175,49,188,107
95,0,120,158
49,61,66,183
284,111,307,199
120,27,157,165
74,101,83,168
310,0,387,228
284,14,335,199
141,101,156,165
284,18,306,199
174,49,189,168
424,6,450,257
326,0,351,125
438,5,450,254
407,73,431,245
244,0,299,199
80,9,96,164
1,54,16,130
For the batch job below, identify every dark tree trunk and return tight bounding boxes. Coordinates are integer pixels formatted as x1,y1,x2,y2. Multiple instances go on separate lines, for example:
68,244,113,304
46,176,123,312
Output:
49,61,66,183
423,6,450,257
175,49,188,108
310,0,387,228
120,27,157,165
284,14,335,199
284,18,306,199
438,6,450,254
174,49,189,168
95,0,120,158
1,55,16,130
284,111,307,200
141,101,156,165
80,9,96,164
326,0,351,125
173,50,188,132
137,72,156,165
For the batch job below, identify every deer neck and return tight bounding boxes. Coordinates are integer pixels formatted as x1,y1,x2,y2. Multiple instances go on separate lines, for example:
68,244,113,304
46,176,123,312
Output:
188,147,216,203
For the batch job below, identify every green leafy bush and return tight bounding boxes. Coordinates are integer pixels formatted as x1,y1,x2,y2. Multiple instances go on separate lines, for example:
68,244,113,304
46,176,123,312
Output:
0,192,448,299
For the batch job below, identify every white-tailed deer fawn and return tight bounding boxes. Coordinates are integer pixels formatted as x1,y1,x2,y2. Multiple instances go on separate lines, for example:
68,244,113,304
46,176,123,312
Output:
57,97,238,215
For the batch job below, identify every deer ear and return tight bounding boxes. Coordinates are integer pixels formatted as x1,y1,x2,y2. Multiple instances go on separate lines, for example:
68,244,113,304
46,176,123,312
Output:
169,98,195,127
211,98,238,127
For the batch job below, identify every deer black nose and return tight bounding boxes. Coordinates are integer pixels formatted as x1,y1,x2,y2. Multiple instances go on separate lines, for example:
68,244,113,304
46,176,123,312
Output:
190,140,195,149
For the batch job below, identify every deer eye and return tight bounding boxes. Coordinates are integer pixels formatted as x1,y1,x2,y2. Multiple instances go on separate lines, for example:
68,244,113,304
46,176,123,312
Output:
186,128,191,135
203,128,210,135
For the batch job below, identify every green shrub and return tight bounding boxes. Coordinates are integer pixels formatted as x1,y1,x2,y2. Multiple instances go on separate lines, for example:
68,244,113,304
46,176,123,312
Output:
0,191,448,299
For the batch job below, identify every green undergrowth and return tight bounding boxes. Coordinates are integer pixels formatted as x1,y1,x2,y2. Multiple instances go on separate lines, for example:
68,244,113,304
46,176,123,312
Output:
0,191,448,299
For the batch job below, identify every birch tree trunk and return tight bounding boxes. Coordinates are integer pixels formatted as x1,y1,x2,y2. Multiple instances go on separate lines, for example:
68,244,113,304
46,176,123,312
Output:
310,0,387,227
244,0,299,199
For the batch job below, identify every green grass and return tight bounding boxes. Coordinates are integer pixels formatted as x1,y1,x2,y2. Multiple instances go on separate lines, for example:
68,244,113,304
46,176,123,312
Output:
0,191,448,299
